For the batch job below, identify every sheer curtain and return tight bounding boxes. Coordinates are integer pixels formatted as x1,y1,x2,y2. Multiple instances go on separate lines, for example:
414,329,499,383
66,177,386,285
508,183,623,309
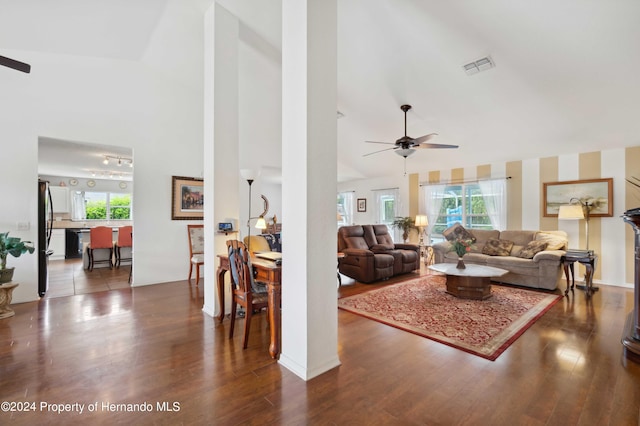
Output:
478,178,506,230
71,191,86,221
373,188,399,239
337,191,353,227
423,184,446,243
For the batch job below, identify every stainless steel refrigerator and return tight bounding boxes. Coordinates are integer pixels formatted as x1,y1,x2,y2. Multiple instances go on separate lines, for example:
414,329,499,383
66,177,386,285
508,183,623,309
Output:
38,179,53,297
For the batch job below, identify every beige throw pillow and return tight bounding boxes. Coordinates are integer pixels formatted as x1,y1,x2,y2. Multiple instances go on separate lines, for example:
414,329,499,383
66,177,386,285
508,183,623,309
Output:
535,232,567,250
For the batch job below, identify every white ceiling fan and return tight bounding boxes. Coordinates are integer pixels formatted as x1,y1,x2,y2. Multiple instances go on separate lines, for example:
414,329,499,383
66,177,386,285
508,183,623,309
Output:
364,104,457,158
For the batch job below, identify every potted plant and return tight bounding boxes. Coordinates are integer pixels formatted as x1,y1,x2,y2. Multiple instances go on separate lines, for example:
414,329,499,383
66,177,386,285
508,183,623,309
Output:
391,217,416,243
0,232,35,283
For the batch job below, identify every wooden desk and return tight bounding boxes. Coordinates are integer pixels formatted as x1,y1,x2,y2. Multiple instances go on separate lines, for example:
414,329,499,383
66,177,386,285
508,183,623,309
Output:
217,255,282,359
562,253,597,297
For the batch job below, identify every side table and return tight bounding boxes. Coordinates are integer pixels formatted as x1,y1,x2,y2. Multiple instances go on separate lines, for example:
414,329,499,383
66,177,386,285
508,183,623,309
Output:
420,244,434,266
0,282,19,319
562,253,598,297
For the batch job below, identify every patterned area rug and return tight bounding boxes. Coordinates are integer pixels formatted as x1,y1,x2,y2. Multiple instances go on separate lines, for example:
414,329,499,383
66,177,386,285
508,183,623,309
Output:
338,275,562,360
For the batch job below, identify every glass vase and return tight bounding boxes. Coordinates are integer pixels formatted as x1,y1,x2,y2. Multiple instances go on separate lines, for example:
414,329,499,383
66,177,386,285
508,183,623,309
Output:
456,257,466,269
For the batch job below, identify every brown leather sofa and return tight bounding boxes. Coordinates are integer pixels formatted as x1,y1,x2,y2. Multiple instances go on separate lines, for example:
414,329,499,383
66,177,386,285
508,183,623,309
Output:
337,224,420,283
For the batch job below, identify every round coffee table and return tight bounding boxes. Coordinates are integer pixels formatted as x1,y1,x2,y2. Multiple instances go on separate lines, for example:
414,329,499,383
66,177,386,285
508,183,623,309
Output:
428,263,508,300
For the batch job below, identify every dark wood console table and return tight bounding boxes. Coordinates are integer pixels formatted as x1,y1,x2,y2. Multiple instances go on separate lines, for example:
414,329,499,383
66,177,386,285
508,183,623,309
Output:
622,211,640,362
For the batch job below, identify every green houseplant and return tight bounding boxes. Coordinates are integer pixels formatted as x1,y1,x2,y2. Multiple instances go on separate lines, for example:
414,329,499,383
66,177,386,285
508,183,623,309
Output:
0,232,35,283
391,217,416,243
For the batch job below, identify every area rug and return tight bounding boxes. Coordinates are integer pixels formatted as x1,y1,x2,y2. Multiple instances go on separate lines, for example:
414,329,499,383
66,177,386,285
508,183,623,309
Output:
338,275,562,360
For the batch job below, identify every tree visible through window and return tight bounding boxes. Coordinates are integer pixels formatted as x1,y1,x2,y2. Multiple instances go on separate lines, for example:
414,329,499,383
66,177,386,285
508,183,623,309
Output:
85,192,132,220
429,183,499,238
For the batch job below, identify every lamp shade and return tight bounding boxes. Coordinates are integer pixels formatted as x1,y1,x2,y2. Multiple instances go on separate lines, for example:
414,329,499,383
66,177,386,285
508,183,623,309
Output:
255,216,267,230
415,215,428,227
240,168,260,181
558,204,585,220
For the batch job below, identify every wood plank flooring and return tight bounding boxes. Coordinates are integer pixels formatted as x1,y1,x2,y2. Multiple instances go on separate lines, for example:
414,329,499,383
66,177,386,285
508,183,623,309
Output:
1,262,639,425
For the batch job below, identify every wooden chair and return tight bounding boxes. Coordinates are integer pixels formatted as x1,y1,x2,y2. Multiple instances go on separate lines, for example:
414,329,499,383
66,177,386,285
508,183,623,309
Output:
187,224,204,285
87,226,113,271
114,225,133,268
226,240,269,349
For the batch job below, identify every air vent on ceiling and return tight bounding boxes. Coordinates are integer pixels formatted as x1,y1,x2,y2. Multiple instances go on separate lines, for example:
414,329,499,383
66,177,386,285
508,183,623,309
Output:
463,56,495,76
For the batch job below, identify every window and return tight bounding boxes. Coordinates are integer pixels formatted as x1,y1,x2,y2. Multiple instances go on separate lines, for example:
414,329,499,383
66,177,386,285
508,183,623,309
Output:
373,188,399,240
337,192,353,228
84,192,132,220
424,179,505,241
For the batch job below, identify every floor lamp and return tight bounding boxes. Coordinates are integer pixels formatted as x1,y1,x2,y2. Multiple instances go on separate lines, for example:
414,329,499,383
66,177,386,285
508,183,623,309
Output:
558,198,594,251
558,197,598,292
240,169,259,253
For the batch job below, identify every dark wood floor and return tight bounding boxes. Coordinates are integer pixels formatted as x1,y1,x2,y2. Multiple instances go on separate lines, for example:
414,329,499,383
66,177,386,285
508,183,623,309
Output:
45,258,131,298
1,262,640,425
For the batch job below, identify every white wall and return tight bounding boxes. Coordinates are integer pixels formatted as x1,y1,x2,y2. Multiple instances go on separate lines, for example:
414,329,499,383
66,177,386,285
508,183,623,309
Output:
0,1,205,303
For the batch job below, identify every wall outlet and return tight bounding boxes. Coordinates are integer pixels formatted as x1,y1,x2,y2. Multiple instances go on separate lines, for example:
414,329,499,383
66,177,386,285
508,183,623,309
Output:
17,221,30,231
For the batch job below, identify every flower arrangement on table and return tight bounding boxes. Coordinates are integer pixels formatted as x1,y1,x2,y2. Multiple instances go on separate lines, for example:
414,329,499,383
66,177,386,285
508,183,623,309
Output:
449,238,474,258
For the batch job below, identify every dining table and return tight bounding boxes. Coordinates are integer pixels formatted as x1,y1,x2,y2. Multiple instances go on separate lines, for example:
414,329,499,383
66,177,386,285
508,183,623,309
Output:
216,254,282,359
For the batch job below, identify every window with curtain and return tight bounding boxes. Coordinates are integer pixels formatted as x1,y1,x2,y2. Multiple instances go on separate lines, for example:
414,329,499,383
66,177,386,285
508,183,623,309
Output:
422,179,506,241
373,188,399,240
337,191,353,228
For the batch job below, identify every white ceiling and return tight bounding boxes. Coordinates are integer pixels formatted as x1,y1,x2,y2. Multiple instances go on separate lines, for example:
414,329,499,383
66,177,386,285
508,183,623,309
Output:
38,137,133,181
4,0,640,181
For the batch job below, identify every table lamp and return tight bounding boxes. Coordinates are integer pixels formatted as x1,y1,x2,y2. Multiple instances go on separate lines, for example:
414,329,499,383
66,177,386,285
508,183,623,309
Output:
415,214,428,246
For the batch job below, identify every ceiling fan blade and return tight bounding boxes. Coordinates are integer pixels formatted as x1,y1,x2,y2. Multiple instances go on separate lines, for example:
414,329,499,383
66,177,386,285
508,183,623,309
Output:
0,55,31,73
363,146,397,157
412,133,438,144
365,140,395,145
416,142,459,149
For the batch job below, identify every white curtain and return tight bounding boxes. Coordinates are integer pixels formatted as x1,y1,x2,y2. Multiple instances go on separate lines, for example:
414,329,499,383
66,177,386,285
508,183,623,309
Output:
337,191,353,227
423,184,446,243
71,191,86,220
373,188,399,240
478,178,506,230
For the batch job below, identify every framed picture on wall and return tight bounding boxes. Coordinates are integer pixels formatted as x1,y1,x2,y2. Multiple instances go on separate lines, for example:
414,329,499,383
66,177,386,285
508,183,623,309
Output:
172,176,204,220
543,178,613,217
357,198,367,212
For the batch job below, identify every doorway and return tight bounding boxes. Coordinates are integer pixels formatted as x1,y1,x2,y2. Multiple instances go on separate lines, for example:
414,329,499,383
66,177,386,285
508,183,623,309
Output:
37,137,134,298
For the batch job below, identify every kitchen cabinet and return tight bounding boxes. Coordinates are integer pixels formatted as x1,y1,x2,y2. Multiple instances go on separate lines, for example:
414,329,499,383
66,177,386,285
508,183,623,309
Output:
49,186,70,213
49,229,66,260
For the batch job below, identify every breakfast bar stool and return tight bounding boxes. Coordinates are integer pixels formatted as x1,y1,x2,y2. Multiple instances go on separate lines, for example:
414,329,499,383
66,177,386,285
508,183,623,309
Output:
87,226,113,271
114,225,133,268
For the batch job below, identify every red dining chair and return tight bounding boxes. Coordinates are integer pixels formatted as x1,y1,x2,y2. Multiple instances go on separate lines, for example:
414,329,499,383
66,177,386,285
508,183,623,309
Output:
87,226,113,271
114,225,133,268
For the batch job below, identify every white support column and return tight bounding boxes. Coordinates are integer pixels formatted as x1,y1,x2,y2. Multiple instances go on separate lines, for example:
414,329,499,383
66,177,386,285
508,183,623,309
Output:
280,0,341,380
203,4,240,317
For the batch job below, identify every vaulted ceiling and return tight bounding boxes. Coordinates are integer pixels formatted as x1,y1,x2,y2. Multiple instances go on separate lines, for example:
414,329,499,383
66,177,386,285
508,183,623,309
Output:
3,0,640,181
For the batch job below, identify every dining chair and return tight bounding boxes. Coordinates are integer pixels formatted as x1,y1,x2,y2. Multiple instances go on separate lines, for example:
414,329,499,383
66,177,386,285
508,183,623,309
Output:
87,226,113,271
114,225,133,268
187,224,204,285
226,240,269,349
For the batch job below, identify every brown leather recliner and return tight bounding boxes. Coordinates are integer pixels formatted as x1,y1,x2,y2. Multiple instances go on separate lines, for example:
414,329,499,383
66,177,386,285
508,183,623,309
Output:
337,224,420,283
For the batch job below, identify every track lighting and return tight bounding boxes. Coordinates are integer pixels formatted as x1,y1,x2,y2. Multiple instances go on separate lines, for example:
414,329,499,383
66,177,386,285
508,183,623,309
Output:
103,155,133,167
